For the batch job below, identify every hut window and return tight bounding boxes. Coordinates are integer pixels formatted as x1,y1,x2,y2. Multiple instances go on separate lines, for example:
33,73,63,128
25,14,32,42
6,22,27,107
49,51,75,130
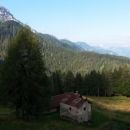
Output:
69,107,71,111
84,107,86,111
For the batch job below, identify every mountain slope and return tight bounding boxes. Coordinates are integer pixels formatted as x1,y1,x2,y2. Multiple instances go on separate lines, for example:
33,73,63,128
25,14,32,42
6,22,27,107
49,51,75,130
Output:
76,41,116,55
38,33,117,55
0,7,130,74
38,33,130,74
0,20,22,57
60,39,84,51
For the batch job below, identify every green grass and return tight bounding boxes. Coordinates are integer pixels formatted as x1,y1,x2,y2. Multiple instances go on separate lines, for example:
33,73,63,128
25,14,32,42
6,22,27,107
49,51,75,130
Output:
0,96,130,130
88,96,130,124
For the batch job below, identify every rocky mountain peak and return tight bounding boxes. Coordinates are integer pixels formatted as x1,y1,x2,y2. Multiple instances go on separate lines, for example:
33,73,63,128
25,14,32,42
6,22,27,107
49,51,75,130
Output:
0,6,16,22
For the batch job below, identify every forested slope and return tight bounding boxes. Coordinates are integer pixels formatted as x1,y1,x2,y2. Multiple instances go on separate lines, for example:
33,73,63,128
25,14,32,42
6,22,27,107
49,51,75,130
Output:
0,21,130,74
38,33,130,74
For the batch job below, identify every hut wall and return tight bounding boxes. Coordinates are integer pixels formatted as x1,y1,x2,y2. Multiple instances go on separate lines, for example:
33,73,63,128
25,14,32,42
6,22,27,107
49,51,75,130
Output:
79,102,91,122
60,103,82,122
60,102,91,123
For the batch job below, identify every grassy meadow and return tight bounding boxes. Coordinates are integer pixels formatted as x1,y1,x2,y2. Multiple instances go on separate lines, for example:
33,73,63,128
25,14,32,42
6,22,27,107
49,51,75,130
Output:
0,96,130,130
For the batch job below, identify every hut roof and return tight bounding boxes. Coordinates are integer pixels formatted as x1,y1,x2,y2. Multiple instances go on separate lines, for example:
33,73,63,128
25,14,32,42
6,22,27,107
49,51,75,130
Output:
51,92,86,109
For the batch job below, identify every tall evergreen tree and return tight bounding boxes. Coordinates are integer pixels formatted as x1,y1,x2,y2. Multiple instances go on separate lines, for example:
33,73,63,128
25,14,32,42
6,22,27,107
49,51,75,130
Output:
75,73,83,93
51,70,63,95
1,28,49,119
64,71,75,92
84,70,109,96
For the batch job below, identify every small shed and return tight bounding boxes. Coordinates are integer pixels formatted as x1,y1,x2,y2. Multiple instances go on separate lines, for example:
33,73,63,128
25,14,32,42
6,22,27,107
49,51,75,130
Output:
51,92,91,123
50,92,80,111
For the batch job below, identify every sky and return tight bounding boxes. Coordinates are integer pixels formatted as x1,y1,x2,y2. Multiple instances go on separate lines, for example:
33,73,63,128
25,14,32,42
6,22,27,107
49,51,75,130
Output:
0,0,130,47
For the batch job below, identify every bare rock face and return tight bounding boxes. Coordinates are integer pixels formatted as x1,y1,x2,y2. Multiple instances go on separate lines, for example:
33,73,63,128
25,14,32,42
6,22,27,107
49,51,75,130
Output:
0,6,16,22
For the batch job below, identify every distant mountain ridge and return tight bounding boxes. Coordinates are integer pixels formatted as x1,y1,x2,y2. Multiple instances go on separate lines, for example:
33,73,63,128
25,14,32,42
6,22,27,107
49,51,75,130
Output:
108,47,130,58
37,34,117,55
60,39,117,55
60,39,84,51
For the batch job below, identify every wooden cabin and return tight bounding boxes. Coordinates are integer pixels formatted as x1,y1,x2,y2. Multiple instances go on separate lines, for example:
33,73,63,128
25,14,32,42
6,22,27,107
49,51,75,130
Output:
51,92,91,123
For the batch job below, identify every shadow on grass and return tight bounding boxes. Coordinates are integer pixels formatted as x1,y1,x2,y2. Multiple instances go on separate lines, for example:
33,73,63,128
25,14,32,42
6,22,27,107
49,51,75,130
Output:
0,104,130,130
